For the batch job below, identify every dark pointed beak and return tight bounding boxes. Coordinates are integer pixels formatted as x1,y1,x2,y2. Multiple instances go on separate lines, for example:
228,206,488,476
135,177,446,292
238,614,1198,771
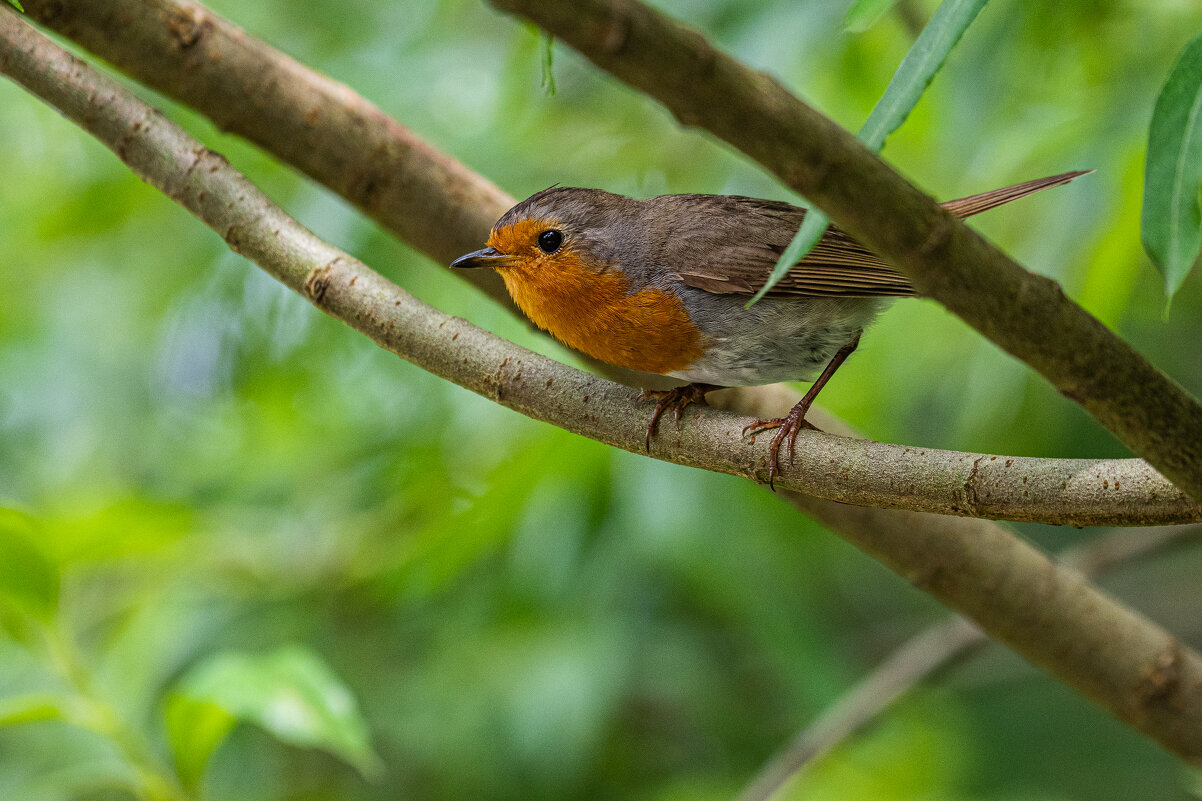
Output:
450,246,516,270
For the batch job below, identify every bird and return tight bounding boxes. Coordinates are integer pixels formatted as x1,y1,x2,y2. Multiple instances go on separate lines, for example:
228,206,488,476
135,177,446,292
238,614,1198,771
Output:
451,171,1088,486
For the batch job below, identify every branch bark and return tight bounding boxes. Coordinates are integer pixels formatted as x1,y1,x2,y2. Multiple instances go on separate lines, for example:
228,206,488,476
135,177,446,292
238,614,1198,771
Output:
13,0,687,395
486,0,1202,504
5,3,1202,764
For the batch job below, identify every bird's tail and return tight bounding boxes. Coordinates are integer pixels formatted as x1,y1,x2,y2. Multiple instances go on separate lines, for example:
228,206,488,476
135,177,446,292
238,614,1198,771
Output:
941,170,1092,218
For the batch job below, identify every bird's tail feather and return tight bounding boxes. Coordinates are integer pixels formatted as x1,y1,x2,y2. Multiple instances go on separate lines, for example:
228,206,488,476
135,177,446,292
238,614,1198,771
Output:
941,170,1092,218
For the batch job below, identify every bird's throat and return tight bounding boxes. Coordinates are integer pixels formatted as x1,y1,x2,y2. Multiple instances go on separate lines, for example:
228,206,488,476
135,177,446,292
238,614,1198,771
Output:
500,257,705,375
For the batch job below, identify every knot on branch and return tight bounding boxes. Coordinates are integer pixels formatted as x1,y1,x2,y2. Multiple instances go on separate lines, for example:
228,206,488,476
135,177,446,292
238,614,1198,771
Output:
303,259,338,304
917,207,953,258
1134,640,1184,711
957,456,985,517
168,4,210,50
482,356,526,402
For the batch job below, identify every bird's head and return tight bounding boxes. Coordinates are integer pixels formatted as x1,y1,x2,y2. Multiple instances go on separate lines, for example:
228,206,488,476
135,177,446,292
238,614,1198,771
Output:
451,187,638,284
449,186,705,375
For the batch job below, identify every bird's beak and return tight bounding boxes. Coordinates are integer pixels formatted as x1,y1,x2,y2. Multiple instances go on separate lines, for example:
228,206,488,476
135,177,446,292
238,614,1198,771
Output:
450,246,516,270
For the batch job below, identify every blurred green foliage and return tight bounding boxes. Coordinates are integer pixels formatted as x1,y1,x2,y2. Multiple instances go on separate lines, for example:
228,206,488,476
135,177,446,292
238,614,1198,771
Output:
1,1,1202,799
845,0,905,34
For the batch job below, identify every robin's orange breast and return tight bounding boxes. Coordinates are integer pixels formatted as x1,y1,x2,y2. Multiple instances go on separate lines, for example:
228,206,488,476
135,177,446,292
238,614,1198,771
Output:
493,242,706,375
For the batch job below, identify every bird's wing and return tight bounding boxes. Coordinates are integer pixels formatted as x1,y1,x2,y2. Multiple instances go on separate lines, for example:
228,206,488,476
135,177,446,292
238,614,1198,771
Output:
665,196,914,298
668,171,1088,299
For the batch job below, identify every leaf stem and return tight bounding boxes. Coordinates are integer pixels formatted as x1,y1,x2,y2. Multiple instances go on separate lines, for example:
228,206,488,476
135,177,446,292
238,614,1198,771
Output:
41,623,193,801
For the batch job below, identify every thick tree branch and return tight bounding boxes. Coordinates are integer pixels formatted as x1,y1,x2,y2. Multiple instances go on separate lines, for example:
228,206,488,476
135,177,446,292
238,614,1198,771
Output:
5,6,1202,764
15,0,1201,527
486,0,1202,504
738,524,1202,801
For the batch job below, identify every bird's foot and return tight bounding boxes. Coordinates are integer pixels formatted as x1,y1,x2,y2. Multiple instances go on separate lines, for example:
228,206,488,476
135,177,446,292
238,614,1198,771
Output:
642,383,720,450
742,400,820,489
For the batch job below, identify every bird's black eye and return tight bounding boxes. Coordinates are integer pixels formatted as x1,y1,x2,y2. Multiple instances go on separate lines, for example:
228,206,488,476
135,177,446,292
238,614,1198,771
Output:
537,229,563,254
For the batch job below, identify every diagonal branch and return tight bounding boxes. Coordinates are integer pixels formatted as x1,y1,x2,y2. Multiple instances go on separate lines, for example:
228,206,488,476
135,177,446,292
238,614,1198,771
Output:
15,0,1200,528
20,0,518,301
486,0,1202,504
11,0,685,394
5,3,1202,763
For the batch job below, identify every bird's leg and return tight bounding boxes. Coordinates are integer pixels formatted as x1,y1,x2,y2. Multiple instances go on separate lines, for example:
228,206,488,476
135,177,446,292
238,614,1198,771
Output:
743,332,861,488
641,383,722,451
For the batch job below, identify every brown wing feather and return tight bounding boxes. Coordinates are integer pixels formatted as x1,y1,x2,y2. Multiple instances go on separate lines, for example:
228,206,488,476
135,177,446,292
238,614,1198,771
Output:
672,171,1089,299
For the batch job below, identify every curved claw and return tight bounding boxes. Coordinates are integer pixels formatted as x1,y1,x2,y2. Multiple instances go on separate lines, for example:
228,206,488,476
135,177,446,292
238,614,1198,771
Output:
741,333,861,488
743,403,820,489
642,384,720,451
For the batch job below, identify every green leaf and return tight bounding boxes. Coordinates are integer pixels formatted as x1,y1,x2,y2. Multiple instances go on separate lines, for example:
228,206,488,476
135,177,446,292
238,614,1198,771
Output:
845,0,903,33
4,1,25,12
0,508,60,619
0,692,68,726
1142,33,1202,300
750,0,990,304
167,646,381,781
747,208,833,308
857,0,989,152
164,694,237,792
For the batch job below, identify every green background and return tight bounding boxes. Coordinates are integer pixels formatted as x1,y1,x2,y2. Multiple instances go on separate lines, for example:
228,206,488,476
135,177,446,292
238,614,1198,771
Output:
2,0,1201,798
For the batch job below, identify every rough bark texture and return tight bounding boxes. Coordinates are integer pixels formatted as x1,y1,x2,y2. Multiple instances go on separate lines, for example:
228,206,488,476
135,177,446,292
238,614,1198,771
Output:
796,497,1202,763
14,0,696,396
486,0,1202,504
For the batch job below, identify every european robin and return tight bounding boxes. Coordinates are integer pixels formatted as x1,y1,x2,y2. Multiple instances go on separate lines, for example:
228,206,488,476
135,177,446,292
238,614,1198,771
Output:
452,171,1087,485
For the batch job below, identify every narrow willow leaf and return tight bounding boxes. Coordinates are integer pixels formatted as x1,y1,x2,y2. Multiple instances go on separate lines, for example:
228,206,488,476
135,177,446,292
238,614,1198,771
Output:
4,1,25,12
745,208,833,308
858,0,989,152
750,0,990,305
169,646,382,779
845,0,903,34
1142,33,1202,300
541,32,556,96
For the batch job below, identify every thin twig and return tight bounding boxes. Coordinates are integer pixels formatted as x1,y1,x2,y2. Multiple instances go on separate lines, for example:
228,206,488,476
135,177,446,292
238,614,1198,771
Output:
739,617,982,801
487,0,1202,504
738,524,1202,801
